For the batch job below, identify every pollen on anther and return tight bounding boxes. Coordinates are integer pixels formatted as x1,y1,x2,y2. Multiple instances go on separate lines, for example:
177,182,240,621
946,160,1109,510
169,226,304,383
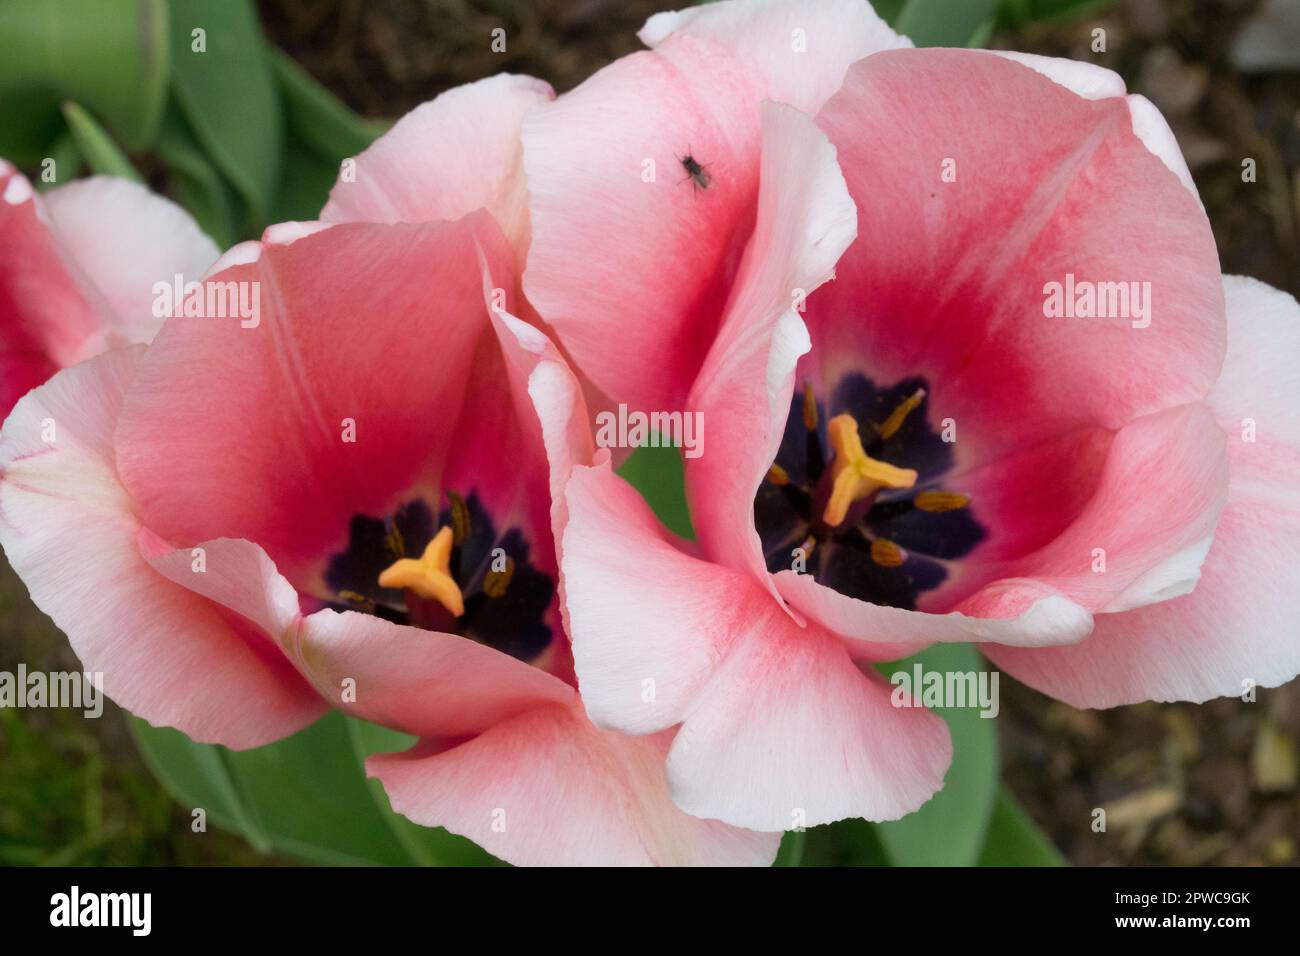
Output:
483,556,516,598
448,491,470,545
876,388,926,441
914,490,971,513
802,381,818,431
870,538,905,567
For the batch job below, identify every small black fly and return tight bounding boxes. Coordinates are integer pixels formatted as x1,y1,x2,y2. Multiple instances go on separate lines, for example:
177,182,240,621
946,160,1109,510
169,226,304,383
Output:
677,152,712,193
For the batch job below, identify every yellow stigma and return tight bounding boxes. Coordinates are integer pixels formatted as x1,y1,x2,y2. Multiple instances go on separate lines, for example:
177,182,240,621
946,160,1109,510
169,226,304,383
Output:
377,526,464,617
823,413,918,527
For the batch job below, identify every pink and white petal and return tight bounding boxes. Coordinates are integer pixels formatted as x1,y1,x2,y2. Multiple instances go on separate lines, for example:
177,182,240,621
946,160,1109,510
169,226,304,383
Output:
984,51,1127,100
146,533,576,739
494,311,594,544
987,402,1227,614
0,167,102,378
668,609,952,831
145,536,300,642
0,349,324,747
297,609,574,740
978,56,1198,202
114,215,511,592
1124,94,1200,204
369,702,780,866
322,74,553,254
686,102,856,591
987,276,1300,706
43,175,219,344
640,0,910,115
563,460,751,734
490,308,594,678
562,459,950,830
810,49,1224,472
521,33,767,411
775,568,1092,661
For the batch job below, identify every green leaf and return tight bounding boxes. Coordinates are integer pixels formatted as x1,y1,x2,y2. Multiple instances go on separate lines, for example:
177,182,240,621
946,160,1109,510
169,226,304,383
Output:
37,132,81,191
870,0,907,24
794,818,891,867
156,106,240,248
60,102,140,181
0,89,64,167
168,0,281,222
893,0,1003,46
998,0,1114,28
268,45,382,161
127,716,271,853
616,442,695,540
269,140,341,223
873,643,1000,865
130,711,502,865
977,787,1067,866
0,0,169,151
347,719,504,866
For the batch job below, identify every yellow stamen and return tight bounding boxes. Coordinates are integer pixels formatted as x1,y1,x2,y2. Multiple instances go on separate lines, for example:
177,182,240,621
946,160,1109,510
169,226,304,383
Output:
876,388,926,441
870,538,905,567
377,526,465,617
914,490,971,513
483,556,516,599
767,464,790,486
448,491,470,545
384,522,406,559
802,381,818,431
337,589,375,612
823,413,918,527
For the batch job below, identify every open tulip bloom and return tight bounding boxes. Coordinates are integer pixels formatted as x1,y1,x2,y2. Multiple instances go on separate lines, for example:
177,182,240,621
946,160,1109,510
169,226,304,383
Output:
1,0,1297,866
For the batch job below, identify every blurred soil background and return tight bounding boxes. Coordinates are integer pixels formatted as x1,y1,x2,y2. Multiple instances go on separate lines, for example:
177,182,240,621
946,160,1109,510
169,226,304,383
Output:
1,0,1296,865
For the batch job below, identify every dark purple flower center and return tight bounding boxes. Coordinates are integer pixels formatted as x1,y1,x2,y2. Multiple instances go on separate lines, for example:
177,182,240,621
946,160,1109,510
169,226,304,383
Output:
323,493,554,662
753,372,985,610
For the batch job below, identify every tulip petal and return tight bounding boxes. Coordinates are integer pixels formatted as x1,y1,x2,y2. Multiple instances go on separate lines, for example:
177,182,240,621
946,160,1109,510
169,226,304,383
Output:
685,101,856,594
0,166,102,409
563,460,746,734
977,402,1228,615
0,349,324,747
563,459,951,829
666,615,951,831
810,49,1224,471
369,702,780,866
322,74,553,253
114,215,512,593
774,569,1092,659
522,33,766,412
639,0,909,114
987,277,1300,706
43,175,220,345
297,609,575,740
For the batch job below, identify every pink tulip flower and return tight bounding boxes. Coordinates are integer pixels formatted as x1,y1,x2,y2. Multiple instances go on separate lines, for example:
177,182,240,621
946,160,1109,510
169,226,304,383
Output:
538,4,1300,831
0,182,776,863
0,162,218,413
